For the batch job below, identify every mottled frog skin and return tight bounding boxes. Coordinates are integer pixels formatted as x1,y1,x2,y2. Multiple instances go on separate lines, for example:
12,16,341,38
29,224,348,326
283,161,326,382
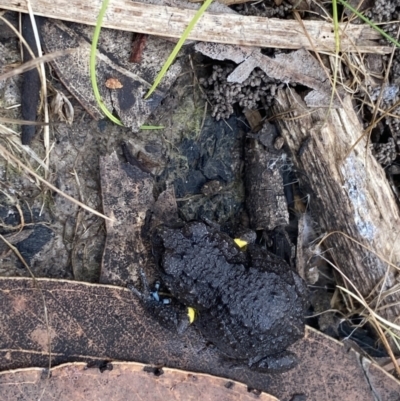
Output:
148,221,307,372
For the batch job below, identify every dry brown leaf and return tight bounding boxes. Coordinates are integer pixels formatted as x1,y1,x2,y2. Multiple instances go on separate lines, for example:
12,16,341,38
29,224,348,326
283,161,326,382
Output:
0,277,399,401
105,77,124,89
50,90,74,124
0,362,277,401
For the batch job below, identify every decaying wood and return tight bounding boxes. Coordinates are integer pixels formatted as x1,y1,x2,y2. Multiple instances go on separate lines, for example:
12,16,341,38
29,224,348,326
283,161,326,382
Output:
272,90,400,328
100,152,155,286
0,0,391,54
245,124,289,231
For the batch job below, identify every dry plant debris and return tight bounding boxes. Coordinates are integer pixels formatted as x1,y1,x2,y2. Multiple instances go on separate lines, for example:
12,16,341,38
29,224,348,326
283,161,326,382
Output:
338,1,400,167
2,0,400,393
0,362,278,401
40,19,182,131
0,0,390,52
0,277,399,401
196,44,338,119
272,88,400,372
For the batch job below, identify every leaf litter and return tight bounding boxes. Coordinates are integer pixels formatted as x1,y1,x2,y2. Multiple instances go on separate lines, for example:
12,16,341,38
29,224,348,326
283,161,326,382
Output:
1,1,400,399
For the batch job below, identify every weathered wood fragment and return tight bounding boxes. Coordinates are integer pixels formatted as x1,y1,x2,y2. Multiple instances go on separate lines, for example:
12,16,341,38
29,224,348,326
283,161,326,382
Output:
41,20,181,130
100,152,155,286
272,90,400,327
245,122,289,231
0,0,391,53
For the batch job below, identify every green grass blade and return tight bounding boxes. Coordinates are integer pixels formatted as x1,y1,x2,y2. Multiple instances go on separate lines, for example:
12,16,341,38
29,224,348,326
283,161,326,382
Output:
140,125,165,130
90,0,124,126
328,0,340,112
145,0,214,99
338,0,400,48
332,0,340,54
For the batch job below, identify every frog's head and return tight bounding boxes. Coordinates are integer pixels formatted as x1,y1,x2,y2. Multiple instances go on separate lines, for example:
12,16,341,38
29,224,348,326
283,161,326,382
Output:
152,222,210,279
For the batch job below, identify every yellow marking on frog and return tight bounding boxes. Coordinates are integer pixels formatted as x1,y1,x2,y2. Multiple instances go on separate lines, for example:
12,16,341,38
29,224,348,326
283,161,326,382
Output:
234,238,248,250
187,307,196,324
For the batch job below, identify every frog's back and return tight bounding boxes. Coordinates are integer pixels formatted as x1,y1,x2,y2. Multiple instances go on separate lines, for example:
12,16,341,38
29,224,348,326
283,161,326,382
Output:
196,264,305,360
158,221,306,360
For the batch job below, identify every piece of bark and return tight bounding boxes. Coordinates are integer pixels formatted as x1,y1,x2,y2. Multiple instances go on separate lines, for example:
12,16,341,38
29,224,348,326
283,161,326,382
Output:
245,122,289,231
1,277,400,401
129,33,148,63
40,20,181,130
243,109,263,132
272,90,400,328
100,152,155,286
0,361,278,401
296,213,318,283
1,0,391,54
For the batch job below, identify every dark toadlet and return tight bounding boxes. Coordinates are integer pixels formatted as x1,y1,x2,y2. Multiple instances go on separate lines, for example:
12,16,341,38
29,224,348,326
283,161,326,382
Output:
130,221,307,373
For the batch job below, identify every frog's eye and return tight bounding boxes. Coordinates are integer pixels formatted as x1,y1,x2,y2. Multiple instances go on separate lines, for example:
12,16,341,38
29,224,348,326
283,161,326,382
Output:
187,307,196,324
234,238,248,250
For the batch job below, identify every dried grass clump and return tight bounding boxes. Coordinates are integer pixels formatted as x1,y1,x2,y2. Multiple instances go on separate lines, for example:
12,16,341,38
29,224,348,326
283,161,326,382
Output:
314,231,400,376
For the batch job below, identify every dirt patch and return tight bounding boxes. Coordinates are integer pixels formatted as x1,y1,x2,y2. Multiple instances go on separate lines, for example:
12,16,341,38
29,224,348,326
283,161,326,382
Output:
0,21,246,281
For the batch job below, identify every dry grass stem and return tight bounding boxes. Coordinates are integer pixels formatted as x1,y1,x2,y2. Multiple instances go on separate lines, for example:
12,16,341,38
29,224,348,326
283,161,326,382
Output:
343,27,400,161
316,231,400,375
317,231,400,273
0,117,54,126
0,128,49,170
0,50,73,81
0,143,114,222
